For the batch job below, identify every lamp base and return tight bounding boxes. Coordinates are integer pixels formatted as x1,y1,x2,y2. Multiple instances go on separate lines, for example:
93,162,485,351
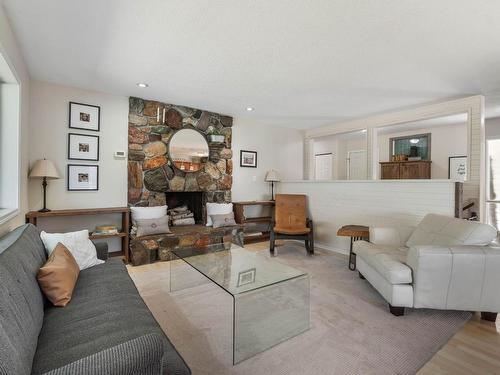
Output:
38,208,51,213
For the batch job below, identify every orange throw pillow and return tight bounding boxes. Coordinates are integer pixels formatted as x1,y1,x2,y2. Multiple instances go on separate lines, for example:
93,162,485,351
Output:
37,242,80,307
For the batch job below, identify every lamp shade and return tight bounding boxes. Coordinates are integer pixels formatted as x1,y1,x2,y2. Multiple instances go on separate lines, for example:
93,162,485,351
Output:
29,159,60,179
265,169,280,182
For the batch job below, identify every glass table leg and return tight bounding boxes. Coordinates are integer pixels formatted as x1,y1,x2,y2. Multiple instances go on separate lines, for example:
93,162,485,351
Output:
169,253,211,292
232,274,310,364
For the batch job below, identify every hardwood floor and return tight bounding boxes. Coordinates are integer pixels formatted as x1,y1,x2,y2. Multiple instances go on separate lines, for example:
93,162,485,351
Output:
244,241,500,374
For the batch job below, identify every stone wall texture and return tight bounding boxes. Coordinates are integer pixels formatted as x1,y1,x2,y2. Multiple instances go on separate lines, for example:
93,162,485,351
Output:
128,97,233,207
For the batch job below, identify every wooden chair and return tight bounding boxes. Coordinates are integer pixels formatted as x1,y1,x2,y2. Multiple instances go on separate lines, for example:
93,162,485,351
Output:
270,194,314,255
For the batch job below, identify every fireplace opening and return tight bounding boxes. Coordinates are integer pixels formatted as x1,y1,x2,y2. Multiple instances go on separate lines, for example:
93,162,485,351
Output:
165,192,204,226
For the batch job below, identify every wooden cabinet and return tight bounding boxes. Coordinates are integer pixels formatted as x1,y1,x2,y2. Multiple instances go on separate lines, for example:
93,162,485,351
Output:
380,161,431,179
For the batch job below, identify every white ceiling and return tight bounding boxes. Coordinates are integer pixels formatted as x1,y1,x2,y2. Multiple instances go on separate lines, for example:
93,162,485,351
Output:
4,0,500,129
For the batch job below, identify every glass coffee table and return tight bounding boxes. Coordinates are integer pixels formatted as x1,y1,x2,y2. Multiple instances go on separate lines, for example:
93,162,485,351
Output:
169,243,310,364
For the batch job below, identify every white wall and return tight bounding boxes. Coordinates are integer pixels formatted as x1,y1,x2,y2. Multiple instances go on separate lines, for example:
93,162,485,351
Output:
231,119,303,201
377,123,468,179
486,117,500,140
0,4,30,236
28,80,129,210
27,81,128,250
280,180,456,253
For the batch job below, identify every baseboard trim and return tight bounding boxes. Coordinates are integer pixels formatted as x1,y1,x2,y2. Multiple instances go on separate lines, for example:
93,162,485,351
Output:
285,239,348,256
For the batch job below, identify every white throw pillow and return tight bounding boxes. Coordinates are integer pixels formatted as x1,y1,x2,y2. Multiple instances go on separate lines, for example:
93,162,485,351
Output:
40,230,104,270
130,205,168,235
130,205,168,221
206,203,233,226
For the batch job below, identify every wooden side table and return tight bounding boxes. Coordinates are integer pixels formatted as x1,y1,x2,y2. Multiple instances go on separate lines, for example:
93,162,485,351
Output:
26,207,130,262
233,201,274,244
337,225,369,271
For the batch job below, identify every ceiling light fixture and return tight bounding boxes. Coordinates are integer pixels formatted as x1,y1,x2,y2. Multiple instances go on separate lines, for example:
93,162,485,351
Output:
246,107,254,112
409,139,420,144
137,83,149,88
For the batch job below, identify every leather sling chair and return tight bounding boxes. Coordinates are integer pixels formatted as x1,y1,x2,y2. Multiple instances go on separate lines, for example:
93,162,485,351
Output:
270,194,314,255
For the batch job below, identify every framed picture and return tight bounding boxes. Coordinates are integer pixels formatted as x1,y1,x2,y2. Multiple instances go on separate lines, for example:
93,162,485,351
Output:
448,156,467,182
69,102,100,131
237,268,256,287
240,150,257,168
67,164,99,191
68,133,99,161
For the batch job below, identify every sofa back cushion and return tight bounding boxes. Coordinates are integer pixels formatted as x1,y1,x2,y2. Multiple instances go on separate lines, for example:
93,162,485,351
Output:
0,224,47,375
406,214,497,247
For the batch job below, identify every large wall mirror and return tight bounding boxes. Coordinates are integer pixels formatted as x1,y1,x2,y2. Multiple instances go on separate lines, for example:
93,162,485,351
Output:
168,129,209,172
375,113,469,181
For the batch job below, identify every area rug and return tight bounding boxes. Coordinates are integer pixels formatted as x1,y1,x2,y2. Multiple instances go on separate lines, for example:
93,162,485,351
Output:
128,243,471,375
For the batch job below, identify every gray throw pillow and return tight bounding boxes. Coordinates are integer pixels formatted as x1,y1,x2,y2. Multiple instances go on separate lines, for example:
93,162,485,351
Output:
135,215,171,237
210,212,237,228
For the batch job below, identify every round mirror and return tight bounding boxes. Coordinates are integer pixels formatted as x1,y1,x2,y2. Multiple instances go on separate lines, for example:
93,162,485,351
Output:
168,129,209,172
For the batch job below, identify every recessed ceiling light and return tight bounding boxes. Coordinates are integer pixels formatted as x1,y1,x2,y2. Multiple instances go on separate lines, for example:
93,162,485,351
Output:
410,138,420,144
246,107,254,112
137,83,149,88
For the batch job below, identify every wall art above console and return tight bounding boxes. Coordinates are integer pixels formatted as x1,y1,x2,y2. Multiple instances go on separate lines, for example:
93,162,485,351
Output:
128,97,233,210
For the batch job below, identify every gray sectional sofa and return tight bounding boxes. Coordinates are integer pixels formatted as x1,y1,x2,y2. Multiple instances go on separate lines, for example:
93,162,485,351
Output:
0,224,191,375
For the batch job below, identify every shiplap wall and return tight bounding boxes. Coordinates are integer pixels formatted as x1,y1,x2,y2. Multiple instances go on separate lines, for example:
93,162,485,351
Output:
303,95,485,220
279,180,456,254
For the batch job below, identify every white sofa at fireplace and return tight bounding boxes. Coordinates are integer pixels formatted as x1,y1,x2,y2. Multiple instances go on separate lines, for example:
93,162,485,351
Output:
353,214,500,319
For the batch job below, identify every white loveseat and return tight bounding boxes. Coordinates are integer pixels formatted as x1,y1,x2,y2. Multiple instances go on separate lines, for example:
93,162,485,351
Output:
353,214,500,319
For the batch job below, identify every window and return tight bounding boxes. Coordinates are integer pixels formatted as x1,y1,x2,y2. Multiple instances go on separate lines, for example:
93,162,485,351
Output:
0,52,21,225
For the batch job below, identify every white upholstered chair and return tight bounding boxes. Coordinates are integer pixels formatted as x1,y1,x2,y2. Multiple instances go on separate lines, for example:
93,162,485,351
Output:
353,214,500,320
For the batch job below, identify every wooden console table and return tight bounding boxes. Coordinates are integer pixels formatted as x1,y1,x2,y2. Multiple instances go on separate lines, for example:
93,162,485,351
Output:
26,207,130,262
233,201,275,244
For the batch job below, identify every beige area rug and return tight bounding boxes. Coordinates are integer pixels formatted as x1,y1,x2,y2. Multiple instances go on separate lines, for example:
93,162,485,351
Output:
128,243,471,375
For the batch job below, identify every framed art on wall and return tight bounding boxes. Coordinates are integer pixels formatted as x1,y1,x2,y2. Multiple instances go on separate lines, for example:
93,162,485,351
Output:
69,102,100,131
448,156,467,182
240,150,257,168
67,164,99,191
68,133,99,161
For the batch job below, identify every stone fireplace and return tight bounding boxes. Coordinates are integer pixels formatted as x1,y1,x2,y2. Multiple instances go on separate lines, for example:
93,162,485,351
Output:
128,97,242,265
128,96,233,207
165,191,204,224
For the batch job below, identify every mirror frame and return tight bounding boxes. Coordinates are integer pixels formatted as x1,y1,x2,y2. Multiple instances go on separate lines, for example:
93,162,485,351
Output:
167,127,210,173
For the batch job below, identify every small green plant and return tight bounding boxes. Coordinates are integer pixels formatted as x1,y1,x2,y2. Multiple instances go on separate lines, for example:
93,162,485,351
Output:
207,126,223,136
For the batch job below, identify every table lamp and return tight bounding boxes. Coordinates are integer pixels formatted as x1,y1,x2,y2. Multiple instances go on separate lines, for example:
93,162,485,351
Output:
29,159,60,212
265,169,280,200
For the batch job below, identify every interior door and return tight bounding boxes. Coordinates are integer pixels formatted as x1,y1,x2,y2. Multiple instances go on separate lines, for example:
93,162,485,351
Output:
314,153,333,180
347,150,367,180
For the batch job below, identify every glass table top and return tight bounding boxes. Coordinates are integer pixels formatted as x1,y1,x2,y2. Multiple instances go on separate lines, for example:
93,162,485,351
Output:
171,244,307,295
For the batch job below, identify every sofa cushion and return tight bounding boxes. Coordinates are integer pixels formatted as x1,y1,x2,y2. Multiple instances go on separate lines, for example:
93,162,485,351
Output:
37,243,80,307
0,224,47,375
31,258,190,375
353,240,412,284
406,214,497,247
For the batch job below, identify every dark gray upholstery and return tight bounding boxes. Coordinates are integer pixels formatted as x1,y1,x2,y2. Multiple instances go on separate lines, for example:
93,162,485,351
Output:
0,224,46,375
0,224,190,375
94,242,109,261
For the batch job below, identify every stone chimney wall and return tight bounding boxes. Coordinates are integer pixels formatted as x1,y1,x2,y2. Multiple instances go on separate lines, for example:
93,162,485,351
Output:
128,97,233,207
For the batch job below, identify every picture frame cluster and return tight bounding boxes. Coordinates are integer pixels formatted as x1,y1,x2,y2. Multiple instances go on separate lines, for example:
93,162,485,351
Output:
67,102,100,191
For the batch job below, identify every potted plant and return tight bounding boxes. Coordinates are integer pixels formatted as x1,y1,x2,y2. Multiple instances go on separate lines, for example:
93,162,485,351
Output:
207,127,225,143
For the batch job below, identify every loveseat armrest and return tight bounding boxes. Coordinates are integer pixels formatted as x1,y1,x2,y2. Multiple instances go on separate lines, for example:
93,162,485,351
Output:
369,226,414,246
94,242,109,261
42,334,164,375
407,245,500,312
